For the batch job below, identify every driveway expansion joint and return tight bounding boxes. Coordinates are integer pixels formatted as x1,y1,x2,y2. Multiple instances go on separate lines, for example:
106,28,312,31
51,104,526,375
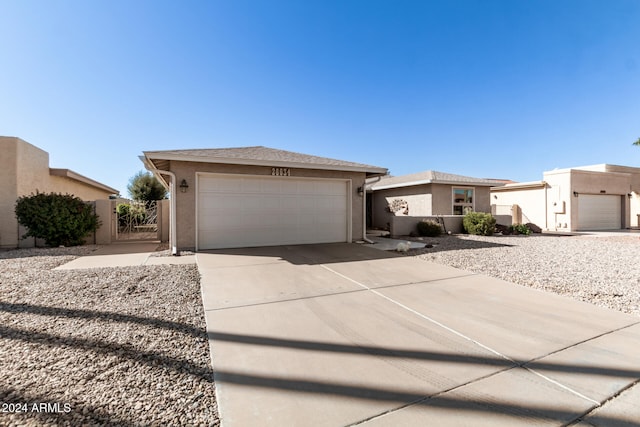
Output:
347,365,521,426
522,320,640,366
574,376,640,423
203,287,369,312
368,273,479,291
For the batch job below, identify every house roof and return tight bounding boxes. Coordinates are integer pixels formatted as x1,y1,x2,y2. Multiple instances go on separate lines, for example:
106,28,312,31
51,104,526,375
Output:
49,168,119,194
368,170,508,191
142,146,388,175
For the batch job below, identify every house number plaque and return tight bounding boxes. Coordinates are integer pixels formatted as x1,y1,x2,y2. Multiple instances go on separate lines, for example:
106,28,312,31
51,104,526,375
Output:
271,167,290,176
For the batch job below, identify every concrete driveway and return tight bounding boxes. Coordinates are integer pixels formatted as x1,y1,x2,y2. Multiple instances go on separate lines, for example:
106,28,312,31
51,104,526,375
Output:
197,243,640,426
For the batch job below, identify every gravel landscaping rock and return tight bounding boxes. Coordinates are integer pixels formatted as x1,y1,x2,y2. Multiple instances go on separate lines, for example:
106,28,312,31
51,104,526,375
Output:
0,247,219,426
408,234,640,317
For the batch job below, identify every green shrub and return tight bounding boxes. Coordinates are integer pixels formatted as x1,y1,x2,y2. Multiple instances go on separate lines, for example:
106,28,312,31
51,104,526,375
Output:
15,192,101,247
462,212,496,236
509,223,532,236
416,220,442,237
116,203,146,226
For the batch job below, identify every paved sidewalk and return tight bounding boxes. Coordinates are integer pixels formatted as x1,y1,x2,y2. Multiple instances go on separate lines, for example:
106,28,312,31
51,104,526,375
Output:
197,243,640,426
55,242,196,269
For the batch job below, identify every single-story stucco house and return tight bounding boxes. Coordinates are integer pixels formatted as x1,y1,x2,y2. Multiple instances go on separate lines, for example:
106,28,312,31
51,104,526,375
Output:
491,164,640,232
141,146,387,251
367,170,507,230
0,136,119,248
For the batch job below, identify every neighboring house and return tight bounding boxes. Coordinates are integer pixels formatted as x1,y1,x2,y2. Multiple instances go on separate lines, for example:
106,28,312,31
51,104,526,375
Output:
0,136,119,248
367,170,506,230
491,164,640,232
141,146,387,251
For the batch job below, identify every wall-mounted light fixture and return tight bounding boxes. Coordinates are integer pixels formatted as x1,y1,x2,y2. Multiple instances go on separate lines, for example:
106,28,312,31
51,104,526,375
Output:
357,186,364,197
573,191,579,197
628,193,633,199
179,179,189,193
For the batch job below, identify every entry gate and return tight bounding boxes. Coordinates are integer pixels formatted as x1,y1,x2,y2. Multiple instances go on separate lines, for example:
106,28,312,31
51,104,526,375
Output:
115,200,158,241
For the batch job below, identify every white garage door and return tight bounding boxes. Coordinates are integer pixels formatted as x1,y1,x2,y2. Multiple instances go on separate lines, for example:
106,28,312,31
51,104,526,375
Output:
197,174,350,250
577,195,621,230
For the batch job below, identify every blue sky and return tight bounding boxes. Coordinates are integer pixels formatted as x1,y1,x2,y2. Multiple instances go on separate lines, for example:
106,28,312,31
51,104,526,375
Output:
1,0,639,196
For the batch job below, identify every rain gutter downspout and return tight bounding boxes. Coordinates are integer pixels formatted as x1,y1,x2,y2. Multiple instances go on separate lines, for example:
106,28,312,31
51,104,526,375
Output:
363,175,383,244
140,157,178,256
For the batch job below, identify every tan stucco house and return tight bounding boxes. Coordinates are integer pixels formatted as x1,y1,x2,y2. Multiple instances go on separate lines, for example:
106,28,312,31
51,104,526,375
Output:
367,170,506,230
491,164,640,232
141,146,387,251
0,136,119,248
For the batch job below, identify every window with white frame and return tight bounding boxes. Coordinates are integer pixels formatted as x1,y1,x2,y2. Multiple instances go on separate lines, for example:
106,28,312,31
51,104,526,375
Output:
452,187,474,215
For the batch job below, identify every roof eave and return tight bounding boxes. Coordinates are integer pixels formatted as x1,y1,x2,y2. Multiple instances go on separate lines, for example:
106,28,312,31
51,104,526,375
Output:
370,179,433,191
142,152,388,175
49,168,118,195
140,155,171,190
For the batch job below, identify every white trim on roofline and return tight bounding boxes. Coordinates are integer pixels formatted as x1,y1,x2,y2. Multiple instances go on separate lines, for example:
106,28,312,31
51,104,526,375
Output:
490,181,547,191
371,179,501,191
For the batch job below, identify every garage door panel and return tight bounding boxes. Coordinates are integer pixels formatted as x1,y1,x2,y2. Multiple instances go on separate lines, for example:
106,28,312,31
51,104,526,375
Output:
577,195,621,231
198,174,349,249
278,180,299,193
201,176,242,193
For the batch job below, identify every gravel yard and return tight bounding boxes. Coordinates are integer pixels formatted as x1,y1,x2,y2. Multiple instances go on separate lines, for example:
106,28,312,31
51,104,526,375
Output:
0,247,219,427
407,233,640,317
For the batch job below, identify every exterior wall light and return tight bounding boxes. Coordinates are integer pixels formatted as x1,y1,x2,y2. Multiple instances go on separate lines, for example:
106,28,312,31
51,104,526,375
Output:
573,191,579,197
357,186,364,197
179,179,189,193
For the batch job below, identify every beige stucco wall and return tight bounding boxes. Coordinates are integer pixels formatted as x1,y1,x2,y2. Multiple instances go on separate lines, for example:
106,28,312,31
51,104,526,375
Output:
1,137,50,247
1,137,116,248
543,169,574,231
165,160,367,250
15,138,51,197
0,137,19,247
48,175,115,200
491,185,548,229
371,185,432,230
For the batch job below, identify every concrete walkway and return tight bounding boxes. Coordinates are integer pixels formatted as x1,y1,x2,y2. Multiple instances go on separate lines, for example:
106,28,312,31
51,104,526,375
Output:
197,243,640,426
55,242,196,269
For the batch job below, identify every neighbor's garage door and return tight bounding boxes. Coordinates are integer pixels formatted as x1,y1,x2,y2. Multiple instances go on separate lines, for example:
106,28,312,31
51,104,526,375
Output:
577,194,621,230
197,174,349,250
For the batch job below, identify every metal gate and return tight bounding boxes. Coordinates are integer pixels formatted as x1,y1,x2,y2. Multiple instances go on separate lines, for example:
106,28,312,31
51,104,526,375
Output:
115,200,159,241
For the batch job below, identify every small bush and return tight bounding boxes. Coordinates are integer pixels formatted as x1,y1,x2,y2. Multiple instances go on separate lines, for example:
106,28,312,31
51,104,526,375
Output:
416,220,442,237
116,203,146,226
15,192,101,247
509,223,532,235
463,212,496,236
